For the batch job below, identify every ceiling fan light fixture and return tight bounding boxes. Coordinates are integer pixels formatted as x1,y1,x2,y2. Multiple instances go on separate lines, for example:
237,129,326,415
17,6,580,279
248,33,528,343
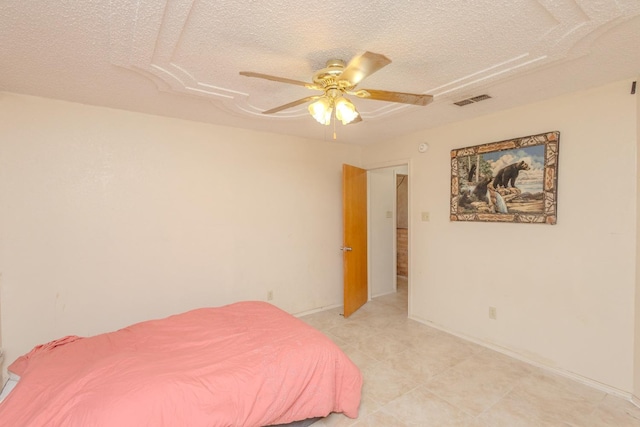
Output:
335,96,359,125
308,97,332,125
240,51,433,126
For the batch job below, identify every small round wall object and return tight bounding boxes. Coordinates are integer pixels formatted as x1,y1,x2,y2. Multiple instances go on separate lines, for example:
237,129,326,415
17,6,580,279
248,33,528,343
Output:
418,142,429,153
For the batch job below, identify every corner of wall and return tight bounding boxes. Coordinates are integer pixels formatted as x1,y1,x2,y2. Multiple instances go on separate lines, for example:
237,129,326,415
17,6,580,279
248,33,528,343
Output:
633,75,640,399
0,272,4,386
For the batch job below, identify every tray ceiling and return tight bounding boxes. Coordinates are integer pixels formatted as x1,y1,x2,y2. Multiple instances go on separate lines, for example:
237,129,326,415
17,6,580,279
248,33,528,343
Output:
1,0,639,144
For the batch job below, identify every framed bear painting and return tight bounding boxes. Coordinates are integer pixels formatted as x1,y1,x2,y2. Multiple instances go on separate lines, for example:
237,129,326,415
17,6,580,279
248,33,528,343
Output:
450,131,559,224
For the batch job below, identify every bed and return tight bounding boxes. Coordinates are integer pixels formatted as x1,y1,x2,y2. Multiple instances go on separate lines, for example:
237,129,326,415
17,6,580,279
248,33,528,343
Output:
0,301,362,426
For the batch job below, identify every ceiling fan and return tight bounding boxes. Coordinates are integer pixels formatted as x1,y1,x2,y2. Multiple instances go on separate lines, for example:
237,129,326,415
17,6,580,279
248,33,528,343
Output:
239,51,433,126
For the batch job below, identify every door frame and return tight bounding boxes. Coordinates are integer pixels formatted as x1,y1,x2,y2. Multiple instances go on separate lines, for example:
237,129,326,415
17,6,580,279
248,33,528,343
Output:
364,158,412,314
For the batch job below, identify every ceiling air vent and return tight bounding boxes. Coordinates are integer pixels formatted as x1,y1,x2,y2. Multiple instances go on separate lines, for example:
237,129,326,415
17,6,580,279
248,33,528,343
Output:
453,99,474,106
470,94,491,102
454,94,492,106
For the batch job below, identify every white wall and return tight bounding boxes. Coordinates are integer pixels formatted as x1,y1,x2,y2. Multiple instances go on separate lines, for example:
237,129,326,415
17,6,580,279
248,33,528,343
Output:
0,93,362,369
363,79,638,394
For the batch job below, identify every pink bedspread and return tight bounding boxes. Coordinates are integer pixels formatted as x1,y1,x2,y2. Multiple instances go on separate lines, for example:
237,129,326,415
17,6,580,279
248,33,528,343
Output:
0,302,362,426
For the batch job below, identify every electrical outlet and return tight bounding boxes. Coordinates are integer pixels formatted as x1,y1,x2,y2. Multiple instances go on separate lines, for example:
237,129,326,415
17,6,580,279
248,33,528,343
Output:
489,306,497,320
421,212,430,221
267,291,273,301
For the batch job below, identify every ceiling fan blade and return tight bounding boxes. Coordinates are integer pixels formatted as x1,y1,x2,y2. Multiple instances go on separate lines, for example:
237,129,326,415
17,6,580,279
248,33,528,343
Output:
239,71,322,90
338,52,391,88
352,89,433,106
262,96,322,114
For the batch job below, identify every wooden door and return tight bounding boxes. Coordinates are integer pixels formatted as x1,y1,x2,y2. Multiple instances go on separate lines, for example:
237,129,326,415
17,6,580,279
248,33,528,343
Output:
342,164,368,318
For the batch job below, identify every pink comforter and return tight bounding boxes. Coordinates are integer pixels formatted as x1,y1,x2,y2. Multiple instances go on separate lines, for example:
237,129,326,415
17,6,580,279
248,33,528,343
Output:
0,302,362,426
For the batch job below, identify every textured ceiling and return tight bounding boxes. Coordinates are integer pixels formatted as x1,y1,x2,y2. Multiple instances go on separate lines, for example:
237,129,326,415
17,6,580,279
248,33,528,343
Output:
1,0,639,145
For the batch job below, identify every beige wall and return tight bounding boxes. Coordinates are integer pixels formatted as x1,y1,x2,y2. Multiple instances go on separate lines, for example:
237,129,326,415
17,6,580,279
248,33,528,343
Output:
0,93,362,369
2,79,639,396
363,79,638,394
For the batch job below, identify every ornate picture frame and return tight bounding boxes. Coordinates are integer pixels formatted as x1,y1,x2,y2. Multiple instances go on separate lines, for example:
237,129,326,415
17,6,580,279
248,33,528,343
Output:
450,131,560,224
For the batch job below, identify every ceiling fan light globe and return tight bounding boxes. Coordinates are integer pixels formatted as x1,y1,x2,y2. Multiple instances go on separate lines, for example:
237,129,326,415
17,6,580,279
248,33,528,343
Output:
335,97,359,125
337,109,358,125
308,98,332,125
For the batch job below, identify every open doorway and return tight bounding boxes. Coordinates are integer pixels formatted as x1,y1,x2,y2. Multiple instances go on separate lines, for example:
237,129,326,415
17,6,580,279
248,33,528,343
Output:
368,164,409,310
396,172,408,297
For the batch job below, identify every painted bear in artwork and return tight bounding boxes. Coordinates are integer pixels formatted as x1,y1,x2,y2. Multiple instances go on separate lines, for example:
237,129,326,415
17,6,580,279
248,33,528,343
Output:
492,160,529,189
472,175,493,202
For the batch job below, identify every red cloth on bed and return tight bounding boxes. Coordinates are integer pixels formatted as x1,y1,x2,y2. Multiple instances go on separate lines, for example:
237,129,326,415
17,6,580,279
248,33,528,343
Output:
0,302,362,426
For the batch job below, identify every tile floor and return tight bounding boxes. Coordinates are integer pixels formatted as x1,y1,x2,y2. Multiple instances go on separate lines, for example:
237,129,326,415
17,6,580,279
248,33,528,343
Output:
301,278,640,427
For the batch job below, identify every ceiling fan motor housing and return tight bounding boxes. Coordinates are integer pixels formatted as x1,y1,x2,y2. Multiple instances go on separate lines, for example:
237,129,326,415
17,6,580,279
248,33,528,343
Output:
312,59,351,90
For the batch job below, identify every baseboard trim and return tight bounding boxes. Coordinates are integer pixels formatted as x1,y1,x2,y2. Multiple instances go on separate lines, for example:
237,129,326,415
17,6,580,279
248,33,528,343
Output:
371,289,397,299
293,303,343,318
409,314,633,401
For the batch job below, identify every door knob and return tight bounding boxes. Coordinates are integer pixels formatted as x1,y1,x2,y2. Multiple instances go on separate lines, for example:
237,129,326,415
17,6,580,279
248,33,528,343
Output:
340,246,353,252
